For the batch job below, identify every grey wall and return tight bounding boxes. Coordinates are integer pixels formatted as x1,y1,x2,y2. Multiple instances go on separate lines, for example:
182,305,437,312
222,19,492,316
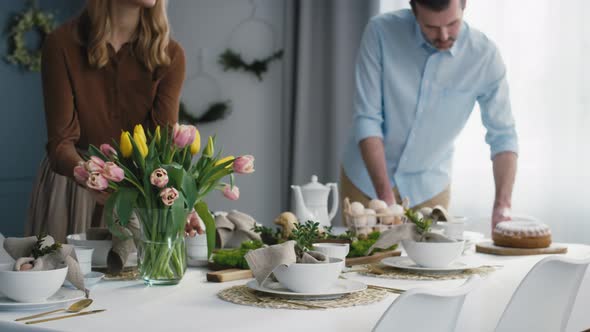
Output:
169,0,287,226
0,0,84,237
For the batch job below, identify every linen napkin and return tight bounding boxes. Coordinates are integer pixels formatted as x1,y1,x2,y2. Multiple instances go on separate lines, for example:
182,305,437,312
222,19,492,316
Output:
3,236,87,295
244,240,329,285
366,223,455,255
215,210,261,248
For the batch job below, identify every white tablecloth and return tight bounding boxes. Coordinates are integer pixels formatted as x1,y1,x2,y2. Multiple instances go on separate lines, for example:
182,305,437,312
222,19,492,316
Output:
1,243,589,332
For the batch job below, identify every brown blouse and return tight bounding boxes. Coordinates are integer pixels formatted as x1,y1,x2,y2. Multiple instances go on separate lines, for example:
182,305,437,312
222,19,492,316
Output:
41,15,185,178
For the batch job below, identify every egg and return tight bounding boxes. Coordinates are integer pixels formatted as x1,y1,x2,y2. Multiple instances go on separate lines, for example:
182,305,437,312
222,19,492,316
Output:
377,207,394,225
368,199,388,211
419,207,433,218
352,215,368,227
350,201,366,216
390,204,405,216
357,227,372,237
365,208,377,227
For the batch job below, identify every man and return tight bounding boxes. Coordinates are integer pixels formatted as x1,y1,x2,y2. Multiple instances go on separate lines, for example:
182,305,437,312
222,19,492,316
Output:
341,0,518,228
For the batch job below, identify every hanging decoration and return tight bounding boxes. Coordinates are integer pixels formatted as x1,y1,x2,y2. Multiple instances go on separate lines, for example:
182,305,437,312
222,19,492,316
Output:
5,1,56,72
218,0,283,81
180,48,232,124
179,100,232,124
218,49,283,81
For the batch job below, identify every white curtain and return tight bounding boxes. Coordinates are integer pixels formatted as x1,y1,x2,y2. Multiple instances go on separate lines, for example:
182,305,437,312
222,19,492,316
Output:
380,0,590,243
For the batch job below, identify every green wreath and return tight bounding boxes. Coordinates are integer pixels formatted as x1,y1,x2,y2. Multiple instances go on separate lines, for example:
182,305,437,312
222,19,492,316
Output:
6,5,56,72
179,100,232,124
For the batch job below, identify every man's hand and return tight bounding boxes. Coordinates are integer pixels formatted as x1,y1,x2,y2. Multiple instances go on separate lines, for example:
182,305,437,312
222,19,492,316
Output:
359,137,395,206
492,204,511,230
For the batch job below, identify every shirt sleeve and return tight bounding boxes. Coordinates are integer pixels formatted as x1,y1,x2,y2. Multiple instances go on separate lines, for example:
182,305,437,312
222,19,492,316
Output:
477,46,519,159
41,32,83,177
353,19,385,144
151,41,186,127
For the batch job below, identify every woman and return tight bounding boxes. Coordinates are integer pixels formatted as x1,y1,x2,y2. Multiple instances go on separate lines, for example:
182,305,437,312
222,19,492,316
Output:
26,0,186,242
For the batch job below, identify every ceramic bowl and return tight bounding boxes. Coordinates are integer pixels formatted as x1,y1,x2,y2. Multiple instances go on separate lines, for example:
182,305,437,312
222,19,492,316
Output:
273,258,343,293
312,243,349,271
402,239,465,268
66,233,112,267
0,265,68,302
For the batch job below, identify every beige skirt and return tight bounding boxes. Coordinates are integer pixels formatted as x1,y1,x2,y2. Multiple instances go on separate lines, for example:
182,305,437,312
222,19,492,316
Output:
25,157,103,243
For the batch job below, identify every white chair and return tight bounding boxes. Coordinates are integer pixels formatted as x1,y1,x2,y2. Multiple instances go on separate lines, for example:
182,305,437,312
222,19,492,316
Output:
372,275,481,332
495,255,590,332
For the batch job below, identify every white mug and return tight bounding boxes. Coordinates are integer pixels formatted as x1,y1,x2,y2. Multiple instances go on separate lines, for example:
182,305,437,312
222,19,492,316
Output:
436,221,465,241
186,234,208,260
312,243,350,271
74,246,94,275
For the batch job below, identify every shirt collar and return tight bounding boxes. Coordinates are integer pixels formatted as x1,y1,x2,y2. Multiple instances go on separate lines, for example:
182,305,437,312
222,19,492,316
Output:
413,18,467,57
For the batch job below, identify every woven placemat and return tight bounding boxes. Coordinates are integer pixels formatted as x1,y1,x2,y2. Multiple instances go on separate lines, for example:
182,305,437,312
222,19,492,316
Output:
218,285,388,310
357,264,498,280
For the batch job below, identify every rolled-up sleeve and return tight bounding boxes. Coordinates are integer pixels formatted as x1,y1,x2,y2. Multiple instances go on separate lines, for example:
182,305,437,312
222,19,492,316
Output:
478,46,518,159
41,32,82,177
151,41,186,128
353,19,384,144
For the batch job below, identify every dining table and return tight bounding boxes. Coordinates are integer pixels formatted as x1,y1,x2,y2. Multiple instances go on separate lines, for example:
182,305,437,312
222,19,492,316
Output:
1,238,589,332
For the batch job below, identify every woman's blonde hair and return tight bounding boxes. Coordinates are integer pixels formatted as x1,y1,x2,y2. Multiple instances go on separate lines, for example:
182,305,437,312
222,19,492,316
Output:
84,0,170,71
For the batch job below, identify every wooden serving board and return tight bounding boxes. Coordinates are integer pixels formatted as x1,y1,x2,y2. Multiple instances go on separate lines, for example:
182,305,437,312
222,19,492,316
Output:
206,269,253,282
476,241,568,256
345,250,401,266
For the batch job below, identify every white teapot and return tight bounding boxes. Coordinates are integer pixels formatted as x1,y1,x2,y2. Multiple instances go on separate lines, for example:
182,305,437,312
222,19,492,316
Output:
291,175,339,228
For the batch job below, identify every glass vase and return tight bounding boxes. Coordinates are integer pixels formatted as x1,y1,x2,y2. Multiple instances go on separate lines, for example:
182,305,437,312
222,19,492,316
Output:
135,208,188,285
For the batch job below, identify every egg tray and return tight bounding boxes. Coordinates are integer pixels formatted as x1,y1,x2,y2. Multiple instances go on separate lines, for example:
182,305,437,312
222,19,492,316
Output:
342,197,406,235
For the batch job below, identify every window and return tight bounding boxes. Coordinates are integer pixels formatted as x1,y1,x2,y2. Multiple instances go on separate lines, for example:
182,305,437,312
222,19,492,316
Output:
379,0,590,242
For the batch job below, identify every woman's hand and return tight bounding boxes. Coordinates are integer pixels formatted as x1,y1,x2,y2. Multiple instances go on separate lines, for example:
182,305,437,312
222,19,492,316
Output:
185,210,205,237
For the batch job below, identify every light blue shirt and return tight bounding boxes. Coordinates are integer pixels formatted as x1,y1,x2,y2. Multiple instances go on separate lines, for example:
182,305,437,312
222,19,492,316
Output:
342,9,518,206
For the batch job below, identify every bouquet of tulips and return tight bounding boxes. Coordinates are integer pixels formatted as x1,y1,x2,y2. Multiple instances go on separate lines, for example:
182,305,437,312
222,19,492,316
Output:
73,123,254,284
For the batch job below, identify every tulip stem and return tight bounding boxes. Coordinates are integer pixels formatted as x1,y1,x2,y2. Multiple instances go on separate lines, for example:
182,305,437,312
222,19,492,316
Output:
125,178,146,197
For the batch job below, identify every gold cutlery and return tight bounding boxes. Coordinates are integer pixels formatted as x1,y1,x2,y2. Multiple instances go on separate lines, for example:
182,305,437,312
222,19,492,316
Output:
25,309,106,325
15,299,93,322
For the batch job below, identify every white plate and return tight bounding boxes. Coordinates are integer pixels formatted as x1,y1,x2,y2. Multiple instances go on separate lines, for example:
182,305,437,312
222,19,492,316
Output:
246,279,367,300
0,288,85,311
64,272,105,289
381,256,481,273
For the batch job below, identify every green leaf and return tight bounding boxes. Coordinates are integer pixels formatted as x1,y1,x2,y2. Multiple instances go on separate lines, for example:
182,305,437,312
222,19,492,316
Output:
195,201,216,259
115,187,139,227
104,191,128,239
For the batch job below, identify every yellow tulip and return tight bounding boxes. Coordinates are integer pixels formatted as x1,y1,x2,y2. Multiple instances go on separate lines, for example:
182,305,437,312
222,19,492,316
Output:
215,155,235,168
134,132,149,158
154,126,161,143
120,131,133,158
203,136,214,157
190,128,201,155
134,124,147,144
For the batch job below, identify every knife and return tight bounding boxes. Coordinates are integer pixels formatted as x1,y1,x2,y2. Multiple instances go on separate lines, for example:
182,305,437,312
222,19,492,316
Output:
25,309,106,325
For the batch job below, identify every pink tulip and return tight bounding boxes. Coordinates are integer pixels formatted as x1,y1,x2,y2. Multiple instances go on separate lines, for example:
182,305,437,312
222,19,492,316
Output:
102,162,125,182
150,168,169,188
86,172,109,191
160,187,179,206
222,184,240,201
233,155,255,174
173,124,197,149
86,156,106,172
100,144,118,159
73,162,90,184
